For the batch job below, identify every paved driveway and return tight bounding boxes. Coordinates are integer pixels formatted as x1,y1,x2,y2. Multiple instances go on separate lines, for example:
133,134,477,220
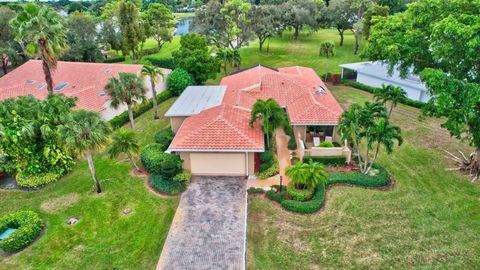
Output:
157,176,247,270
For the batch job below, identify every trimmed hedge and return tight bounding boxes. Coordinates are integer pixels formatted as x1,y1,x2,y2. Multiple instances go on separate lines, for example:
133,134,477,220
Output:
109,90,173,129
265,185,287,203
257,160,279,179
340,80,425,109
173,171,191,188
265,164,391,214
303,156,346,166
141,47,160,56
103,56,125,63
140,144,182,176
319,141,334,148
16,171,62,188
149,174,185,195
286,182,315,201
247,187,265,194
154,128,174,147
143,57,177,70
0,210,43,253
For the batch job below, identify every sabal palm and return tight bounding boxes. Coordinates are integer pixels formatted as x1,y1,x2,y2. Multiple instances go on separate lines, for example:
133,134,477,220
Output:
250,98,286,149
105,72,146,129
319,40,336,81
286,160,328,189
59,110,111,193
141,64,164,119
108,129,140,171
374,85,407,117
10,4,67,94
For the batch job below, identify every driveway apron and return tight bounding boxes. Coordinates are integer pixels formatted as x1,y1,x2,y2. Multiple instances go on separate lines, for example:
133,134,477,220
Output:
156,176,247,270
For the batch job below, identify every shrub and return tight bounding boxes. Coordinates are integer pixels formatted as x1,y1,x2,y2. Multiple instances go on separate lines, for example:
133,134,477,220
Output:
15,171,62,188
340,80,425,109
287,136,297,150
257,160,279,179
259,163,271,173
259,151,274,163
319,141,335,148
167,68,194,96
109,90,173,129
140,144,182,176
327,164,390,187
143,57,177,70
281,183,326,214
286,181,315,201
149,174,185,195
247,187,265,194
173,171,191,187
303,156,346,166
0,210,43,253
103,56,125,63
154,128,175,147
265,185,287,203
141,47,160,56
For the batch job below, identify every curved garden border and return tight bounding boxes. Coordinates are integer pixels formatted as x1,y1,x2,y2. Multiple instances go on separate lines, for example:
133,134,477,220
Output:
0,210,44,255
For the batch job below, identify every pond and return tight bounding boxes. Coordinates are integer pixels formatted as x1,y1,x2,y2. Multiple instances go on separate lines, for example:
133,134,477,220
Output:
0,173,17,190
174,17,195,36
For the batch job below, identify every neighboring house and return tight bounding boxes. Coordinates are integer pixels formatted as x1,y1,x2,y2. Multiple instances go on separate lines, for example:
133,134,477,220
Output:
165,65,351,177
0,60,169,120
340,61,430,102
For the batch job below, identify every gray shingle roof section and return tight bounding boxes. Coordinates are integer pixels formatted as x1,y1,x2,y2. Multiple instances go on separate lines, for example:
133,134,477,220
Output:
165,86,227,117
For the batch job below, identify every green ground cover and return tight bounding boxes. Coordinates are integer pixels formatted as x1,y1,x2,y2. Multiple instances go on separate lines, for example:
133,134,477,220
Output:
0,98,179,270
246,85,480,270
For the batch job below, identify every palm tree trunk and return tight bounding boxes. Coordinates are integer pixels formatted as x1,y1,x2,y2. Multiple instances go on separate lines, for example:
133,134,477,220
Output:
151,80,159,119
223,63,227,76
389,103,394,118
127,104,135,129
86,152,102,193
128,153,140,171
365,142,381,174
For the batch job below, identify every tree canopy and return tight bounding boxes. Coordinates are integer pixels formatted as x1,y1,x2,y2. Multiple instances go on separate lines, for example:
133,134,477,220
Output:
62,11,103,62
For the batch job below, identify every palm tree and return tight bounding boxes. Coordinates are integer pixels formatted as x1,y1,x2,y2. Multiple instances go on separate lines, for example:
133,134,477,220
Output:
216,49,233,76
231,49,241,71
10,3,67,94
338,103,364,165
105,72,146,129
108,129,140,171
286,160,328,189
141,64,164,119
250,98,286,149
319,40,336,81
59,110,111,193
374,85,407,117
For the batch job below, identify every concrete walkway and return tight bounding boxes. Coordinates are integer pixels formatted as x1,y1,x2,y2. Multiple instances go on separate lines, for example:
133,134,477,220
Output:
157,176,247,270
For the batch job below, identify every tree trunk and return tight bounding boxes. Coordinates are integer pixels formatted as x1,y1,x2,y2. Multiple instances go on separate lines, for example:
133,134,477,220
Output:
267,37,271,53
86,152,102,193
150,80,159,119
259,36,264,51
337,27,345,47
39,39,54,94
365,142,381,174
128,153,140,171
1,60,7,75
223,64,227,76
294,25,300,40
127,104,135,129
354,33,360,55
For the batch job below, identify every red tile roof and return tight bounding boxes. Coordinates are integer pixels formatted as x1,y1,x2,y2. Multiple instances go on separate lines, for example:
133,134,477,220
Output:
0,60,143,112
169,65,343,151
168,105,264,151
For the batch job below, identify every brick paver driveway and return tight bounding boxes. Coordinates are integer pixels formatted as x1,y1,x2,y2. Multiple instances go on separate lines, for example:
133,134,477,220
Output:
156,176,247,270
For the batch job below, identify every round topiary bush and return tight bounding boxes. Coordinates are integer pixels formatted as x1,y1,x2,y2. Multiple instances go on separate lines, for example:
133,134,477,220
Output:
140,144,182,176
286,182,315,201
0,210,43,253
16,171,62,188
154,128,174,147
167,68,194,96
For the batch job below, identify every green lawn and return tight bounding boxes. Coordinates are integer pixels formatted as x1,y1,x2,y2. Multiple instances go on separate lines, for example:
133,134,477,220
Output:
0,98,179,270
246,85,480,270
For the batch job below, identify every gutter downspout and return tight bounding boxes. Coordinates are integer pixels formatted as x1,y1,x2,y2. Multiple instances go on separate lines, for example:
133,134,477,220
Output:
245,152,249,178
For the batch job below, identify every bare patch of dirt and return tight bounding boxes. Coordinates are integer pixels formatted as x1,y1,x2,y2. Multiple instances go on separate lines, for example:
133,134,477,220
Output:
40,193,80,214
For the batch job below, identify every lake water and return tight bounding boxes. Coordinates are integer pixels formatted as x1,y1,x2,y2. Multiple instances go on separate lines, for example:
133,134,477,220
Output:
174,17,195,36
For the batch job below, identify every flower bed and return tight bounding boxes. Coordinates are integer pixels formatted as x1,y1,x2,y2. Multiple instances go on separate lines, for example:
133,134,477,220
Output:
0,210,43,253
264,164,391,214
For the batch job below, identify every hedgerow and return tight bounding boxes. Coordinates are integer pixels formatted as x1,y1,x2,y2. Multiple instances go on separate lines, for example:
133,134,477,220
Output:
0,211,43,253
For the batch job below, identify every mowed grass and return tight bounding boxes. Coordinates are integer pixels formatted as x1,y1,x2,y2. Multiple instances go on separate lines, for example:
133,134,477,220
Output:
246,85,480,270
0,98,179,270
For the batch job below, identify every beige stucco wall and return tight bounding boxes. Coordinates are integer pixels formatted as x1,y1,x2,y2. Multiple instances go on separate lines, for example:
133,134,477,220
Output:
170,117,187,133
178,152,256,176
100,70,170,121
293,125,307,141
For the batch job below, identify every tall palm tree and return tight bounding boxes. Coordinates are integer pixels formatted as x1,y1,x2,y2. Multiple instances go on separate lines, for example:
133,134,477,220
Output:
338,103,364,165
59,110,111,193
141,64,164,119
250,98,286,149
374,85,407,117
10,3,67,94
105,72,146,129
319,40,336,81
108,128,140,171
286,160,328,189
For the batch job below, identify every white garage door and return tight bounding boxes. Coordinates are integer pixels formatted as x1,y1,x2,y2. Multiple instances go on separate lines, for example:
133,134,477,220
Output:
190,153,246,175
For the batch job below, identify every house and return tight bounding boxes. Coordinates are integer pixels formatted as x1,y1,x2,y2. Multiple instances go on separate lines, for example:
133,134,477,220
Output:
0,60,169,120
165,65,351,177
340,61,430,102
